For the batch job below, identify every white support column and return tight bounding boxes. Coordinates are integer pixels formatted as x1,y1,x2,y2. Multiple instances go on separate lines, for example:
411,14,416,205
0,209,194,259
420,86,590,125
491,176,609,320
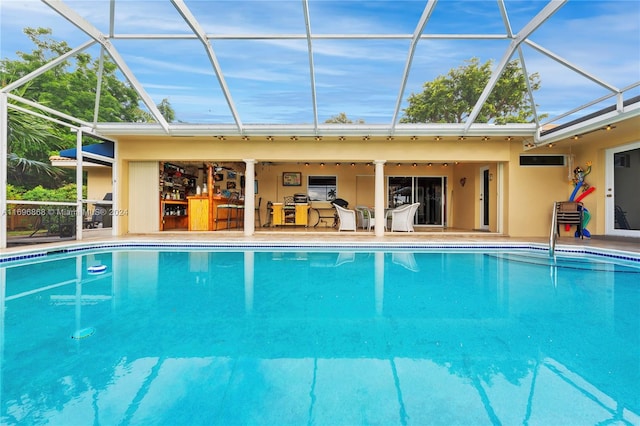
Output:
374,160,386,237
243,159,256,236
110,138,118,236
76,129,84,240
0,94,8,249
497,162,504,234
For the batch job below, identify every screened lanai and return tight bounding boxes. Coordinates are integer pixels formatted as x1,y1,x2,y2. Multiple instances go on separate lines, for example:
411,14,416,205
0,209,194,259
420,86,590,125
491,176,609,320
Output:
1,0,639,245
2,0,639,135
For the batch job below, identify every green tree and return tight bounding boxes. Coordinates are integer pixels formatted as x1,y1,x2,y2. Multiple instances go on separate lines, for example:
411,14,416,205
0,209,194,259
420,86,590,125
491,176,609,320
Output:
2,78,65,187
325,112,364,124
7,109,64,186
401,57,544,124
158,98,176,122
2,27,142,123
1,27,171,188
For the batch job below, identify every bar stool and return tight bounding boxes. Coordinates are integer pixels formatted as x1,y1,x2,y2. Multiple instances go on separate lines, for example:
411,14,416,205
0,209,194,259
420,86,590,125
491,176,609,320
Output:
264,201,273,227
255,197,262,227
236,197,245,229
215,192,239,230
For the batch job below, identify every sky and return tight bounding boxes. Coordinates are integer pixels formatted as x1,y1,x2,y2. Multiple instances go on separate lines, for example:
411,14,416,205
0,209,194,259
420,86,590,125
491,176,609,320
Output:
1,0,639,126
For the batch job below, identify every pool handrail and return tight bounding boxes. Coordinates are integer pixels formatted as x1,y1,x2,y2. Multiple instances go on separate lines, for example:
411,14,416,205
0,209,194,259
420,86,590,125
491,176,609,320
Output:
549,201,558,257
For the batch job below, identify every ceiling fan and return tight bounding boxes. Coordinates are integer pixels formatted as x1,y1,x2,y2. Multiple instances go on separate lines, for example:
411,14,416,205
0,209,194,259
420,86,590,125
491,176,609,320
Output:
196,163,233,173
213,164,234,172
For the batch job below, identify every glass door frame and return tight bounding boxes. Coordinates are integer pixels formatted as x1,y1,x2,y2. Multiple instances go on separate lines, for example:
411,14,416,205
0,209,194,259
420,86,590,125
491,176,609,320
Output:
605,141,640,237
479,166,490,231
387,175,447,227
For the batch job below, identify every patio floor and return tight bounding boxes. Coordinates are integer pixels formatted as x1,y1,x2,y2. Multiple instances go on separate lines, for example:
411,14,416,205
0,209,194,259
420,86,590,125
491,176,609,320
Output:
3,226,639,256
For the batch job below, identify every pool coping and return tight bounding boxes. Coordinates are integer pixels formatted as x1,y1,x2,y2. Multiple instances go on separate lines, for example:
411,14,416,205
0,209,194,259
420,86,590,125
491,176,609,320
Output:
1,239,639,265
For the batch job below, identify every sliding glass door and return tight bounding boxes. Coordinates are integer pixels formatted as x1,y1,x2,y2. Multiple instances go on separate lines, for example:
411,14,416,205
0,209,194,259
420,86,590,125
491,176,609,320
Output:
606,142,640,236
388,176,446,227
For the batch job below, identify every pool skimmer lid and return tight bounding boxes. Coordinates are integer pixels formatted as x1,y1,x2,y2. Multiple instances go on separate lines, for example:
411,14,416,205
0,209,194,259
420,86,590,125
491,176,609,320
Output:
87,264,107,274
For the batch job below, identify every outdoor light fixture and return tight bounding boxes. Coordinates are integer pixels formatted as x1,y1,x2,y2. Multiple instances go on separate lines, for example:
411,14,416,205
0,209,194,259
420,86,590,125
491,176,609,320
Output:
427,162,432,167
315,136,323,141
443,163,449,167
410,136,418,141
217,136,226,141
305,162,309,166
505,136,513,141
336,162,341,166
320,162,325,166
350,162,356,166
571,124,616,141
412,163,417,167
338,136,346,141
434,136,442,141
573,135,579,140
266,136,274,141
241,136,250,141
386,136,394,141
397,163,401,167
548,143,554,148
363,135,370,141
482,136,490,141
290,136,298,141
458,136,466,141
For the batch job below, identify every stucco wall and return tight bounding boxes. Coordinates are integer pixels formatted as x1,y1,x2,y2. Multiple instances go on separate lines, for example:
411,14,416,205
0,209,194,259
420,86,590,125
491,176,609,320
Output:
116,136,499,233
111,131,636,237
565,134,640,235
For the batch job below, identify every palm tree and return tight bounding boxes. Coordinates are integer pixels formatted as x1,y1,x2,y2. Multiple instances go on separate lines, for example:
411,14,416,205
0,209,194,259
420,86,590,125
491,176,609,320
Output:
7,108,64,186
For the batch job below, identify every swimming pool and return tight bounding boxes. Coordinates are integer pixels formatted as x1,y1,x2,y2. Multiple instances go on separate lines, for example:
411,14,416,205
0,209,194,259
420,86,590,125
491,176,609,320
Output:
1,243,639,425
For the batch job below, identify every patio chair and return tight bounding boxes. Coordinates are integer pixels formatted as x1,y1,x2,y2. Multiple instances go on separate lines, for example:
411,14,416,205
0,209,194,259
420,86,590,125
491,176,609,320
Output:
355,206,368,229
356,206,375,231
333,204,357,232
390,202,420,232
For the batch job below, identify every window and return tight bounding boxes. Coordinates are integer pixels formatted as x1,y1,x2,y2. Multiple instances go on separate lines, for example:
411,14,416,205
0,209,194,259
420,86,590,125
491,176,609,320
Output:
308,176,337,201
519,155,565,166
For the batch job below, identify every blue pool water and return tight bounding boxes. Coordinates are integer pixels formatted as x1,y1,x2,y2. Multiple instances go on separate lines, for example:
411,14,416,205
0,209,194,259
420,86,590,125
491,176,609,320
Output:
1,247,639,425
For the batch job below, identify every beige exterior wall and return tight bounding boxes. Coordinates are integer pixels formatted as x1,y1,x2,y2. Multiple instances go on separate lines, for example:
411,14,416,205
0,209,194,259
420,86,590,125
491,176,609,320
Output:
506,122,639,237
111,124,637,237
506,143,568,237
116,136,511,163
127,161,159,233
565,132,640,235
86,167,112,201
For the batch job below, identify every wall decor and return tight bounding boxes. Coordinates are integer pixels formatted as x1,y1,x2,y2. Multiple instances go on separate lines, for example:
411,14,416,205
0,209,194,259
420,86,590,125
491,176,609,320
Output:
283,172,302,186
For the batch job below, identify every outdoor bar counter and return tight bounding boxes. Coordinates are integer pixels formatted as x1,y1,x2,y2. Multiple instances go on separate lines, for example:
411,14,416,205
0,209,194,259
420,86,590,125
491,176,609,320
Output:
188,195,243,231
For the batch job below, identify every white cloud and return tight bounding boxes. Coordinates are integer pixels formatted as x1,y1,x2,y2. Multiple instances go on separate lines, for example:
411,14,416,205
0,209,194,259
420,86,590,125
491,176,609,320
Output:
1,0,638,125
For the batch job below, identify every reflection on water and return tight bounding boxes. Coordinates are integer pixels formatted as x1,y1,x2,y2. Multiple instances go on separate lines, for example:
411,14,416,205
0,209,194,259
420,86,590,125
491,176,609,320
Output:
1,250,638,425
